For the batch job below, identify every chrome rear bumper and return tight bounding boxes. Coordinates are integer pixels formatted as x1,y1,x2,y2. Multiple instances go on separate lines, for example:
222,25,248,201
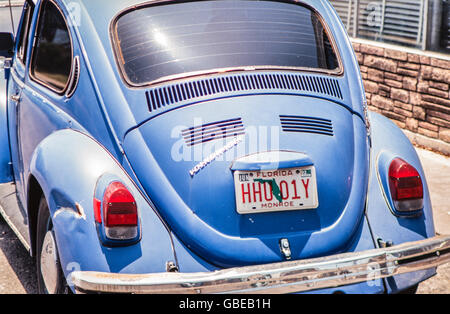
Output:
71,235,450,294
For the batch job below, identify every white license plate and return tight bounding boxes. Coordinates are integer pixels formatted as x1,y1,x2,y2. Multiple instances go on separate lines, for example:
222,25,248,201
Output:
233,166,318,214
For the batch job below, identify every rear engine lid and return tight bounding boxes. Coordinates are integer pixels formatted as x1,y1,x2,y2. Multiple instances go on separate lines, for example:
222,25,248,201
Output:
123,94,369,267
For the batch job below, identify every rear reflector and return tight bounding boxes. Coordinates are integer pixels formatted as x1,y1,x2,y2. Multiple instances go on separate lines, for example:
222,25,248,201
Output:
93,198,102,224
102,181,138,240
388,158,423,212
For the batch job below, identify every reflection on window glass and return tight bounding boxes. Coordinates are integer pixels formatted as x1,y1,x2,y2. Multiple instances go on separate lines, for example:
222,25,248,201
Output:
31,1,72,91
17,3,34,64
115,0,340,85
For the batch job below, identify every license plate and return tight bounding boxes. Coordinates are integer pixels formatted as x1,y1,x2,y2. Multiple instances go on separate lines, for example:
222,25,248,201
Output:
233,166,318,214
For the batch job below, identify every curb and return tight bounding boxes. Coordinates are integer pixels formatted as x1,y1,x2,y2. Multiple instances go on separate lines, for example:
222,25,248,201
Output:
403,129,450,157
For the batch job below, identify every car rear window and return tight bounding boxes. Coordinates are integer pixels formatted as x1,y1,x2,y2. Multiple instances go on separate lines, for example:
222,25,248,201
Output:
114,0,340,86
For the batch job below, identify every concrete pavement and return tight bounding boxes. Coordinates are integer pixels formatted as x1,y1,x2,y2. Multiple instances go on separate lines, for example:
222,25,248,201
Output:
416,148,450,236
415,147,450,294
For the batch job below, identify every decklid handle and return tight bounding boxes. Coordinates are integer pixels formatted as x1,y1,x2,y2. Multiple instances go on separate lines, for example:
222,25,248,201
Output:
231,151,314,171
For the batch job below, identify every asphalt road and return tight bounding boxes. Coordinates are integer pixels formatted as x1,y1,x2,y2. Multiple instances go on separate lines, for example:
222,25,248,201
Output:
0,147,448,294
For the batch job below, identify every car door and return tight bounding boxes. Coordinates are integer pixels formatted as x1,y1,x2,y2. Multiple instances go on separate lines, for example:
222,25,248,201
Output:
18,0,74,206
4,0,35,241
7,0,73,214
8,1,34,193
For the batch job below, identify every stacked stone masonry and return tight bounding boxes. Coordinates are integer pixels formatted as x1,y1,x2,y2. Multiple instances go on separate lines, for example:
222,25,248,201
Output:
352,42,450,145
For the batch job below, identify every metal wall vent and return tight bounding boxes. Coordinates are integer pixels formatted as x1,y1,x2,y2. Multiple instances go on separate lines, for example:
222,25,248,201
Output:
280,115,334,136
181,118,245,147
146,73,343,113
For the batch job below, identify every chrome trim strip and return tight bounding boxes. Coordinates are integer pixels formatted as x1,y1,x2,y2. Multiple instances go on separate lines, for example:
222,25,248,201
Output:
72,235,450,294
65,55,80,98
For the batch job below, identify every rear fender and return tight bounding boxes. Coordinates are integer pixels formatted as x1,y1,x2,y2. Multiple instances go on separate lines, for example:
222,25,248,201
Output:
29,129,175,284
367,112,435,293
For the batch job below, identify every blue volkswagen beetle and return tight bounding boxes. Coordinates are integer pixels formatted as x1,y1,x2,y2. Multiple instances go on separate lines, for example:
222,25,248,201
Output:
0,0,449,294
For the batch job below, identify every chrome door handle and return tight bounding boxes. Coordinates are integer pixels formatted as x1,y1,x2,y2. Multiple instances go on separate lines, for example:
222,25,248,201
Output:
10,94,20,102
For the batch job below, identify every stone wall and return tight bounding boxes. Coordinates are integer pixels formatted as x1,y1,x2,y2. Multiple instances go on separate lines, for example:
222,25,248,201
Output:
352,40,450,155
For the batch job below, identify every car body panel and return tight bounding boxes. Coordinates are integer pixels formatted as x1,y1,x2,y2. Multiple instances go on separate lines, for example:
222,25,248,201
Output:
0,65,13,183
29,129,176,276
366,111,436,293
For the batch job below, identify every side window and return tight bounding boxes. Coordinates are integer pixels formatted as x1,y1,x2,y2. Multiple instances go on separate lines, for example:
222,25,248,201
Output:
30,1,72,92
16,2,35,64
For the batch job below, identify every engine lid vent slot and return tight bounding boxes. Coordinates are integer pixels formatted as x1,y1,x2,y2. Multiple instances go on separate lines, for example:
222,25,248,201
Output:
182,118,245,147
146,73,343,113
280,115,334,136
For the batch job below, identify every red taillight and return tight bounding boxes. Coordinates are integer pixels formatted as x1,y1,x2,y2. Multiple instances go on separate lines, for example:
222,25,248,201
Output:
388,158,423,212
102,181,138,240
